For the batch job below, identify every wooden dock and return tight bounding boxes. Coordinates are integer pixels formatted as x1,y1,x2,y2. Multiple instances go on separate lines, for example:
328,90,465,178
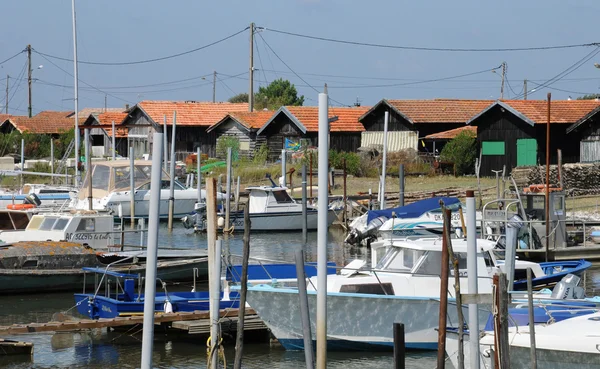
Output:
0,308,255,335
0,339,33,356
172,312,267,335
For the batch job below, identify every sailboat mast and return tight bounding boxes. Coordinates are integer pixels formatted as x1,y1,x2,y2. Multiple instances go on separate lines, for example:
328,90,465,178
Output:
71,0,80,187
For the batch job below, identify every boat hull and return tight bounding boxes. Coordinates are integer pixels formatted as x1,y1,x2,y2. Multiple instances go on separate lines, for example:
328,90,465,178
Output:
512,260,592,291
245,285,488,351
201,209,338,232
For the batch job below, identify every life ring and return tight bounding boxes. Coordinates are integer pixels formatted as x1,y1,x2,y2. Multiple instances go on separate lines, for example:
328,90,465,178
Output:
7,204,36,210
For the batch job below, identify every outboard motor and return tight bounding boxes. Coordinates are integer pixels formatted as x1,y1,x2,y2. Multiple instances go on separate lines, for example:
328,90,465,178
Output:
24,193,41,206
551,274,583,299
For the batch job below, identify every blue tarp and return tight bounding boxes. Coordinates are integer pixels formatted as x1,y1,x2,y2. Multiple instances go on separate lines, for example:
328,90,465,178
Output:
366,197,461,223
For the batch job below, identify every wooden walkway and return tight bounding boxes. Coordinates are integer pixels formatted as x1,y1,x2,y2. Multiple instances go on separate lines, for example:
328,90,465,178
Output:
172,313,266,335
0,308,255,335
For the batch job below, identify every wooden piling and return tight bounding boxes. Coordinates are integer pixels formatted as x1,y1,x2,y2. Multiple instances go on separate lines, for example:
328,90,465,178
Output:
436,207,450,369
309,152,313,201
233,204,251,369
527,268,537,369
393,323,405,369
444,208,464,369
343,158,347,227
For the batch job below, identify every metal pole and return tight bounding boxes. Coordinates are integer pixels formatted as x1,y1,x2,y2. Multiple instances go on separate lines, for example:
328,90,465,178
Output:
398,164,405,207
505,224,519,290
343,158,347,227
139,131,163,369
86,128,92,211
498,273,511,369
545,93,551,262
527,268,538,369
234,204,251,369
210,238,222,368
20,138,24,189
393,323,405,369
380,111,389,209
197,147,202,204
302,164,308,243
295,249,315,369
168,112,176,231
206,178,218,369
436,206,450,369
111,120,116,161
309,152,313,201
466,190,480,369
163,116,168,172
71,0,80,186
248,23,254,112
316,91,328,369
281,149,287,188
234,176,240,212
50,139,54,185
84,123,90,173
225,147,232,231
129,146,135,229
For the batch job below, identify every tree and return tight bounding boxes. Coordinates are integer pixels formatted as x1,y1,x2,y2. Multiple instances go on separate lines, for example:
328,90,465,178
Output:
228,93,249,103
440,130,477,176
255,78,304,110
577,94,600,100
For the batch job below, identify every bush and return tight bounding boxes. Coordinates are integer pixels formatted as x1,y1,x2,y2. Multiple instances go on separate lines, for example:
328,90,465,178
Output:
253,144,269,165
440,131,477,175
216,136,240,161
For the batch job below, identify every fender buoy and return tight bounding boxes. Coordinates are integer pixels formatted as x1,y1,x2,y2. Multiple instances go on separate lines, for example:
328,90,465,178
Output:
7,204,35,210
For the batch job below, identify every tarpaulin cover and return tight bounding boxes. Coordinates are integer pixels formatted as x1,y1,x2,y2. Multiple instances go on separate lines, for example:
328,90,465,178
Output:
366,197,460,223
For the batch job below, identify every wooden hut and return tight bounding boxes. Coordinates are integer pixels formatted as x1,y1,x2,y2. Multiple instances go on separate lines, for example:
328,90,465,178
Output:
206,111,273,158
82,111,128,157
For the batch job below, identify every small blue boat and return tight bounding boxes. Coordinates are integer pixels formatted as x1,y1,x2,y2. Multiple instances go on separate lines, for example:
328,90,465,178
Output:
75,262,337,319
512,259,592,291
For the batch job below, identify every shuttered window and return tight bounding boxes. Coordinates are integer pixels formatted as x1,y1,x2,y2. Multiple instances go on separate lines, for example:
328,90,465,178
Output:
481,141,505,155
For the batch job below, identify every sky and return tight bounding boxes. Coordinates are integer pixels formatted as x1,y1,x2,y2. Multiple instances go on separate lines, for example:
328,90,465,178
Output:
1,0,600,115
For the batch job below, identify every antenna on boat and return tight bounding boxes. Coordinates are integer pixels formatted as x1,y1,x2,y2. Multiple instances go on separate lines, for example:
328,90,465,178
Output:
265,173,277,187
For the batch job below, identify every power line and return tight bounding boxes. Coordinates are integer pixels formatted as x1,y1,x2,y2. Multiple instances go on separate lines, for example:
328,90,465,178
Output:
0,50,25,66
263,27,600,52
258,32,350,106
254,36,269,86
32,27,248,66
514,46,600,99
526,80,599,96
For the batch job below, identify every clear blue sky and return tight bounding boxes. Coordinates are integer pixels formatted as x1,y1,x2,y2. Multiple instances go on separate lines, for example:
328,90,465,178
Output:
2,0,600,114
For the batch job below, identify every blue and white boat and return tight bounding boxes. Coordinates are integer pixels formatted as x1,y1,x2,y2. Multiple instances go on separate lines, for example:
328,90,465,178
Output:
510,259,592,291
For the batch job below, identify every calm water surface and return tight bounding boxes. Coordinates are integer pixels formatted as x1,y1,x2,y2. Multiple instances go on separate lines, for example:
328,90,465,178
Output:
1,222,598,368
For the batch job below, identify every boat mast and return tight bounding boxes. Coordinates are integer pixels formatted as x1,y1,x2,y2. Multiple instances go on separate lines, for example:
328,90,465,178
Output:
71,0,80,187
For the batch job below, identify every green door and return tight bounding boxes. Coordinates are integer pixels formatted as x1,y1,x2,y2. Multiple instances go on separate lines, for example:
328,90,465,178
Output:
517,138,537,166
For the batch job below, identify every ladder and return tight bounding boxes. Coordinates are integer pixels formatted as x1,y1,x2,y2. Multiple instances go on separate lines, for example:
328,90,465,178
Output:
55,139,75,176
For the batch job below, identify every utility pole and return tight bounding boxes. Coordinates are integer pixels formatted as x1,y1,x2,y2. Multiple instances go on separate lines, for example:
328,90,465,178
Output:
212,71,216,103
524,79,528,100
249,22,254,112
27,45,32,118
104,94,107,112
500,61,506,100
5,75,8,114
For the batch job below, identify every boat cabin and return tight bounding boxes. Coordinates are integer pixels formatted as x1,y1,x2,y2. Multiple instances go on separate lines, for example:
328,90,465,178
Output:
0,210,32,231
247,186,303,214
0,211,115,249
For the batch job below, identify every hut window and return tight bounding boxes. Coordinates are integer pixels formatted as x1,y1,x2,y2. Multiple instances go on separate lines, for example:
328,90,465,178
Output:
482,141,505,155
239,141,250,151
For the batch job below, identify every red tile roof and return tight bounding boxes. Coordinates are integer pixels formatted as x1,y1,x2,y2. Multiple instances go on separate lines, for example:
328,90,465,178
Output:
499,100,600,124
386,99,494,123
0,114,11,122
228,111,274,129
423,126,476,140
8,111,75,134
136,101,249,126
284,106,370,132
96,112,128,137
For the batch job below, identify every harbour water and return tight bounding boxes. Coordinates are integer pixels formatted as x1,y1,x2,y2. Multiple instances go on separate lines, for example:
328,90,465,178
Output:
1,222,599,368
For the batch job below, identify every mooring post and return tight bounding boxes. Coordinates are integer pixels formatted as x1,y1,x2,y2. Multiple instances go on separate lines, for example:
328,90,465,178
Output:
139,131,163,369
393,322,405,369
206,178,219,369
129,146,135,229
380,110,389,209
316,90,329,369
466,190,480,369
398,164,405,207
234,176,240,213
309,151,313,202
233,204,251,369
86,128,93,211
343,158,347,227
197,147,202,204
20,138,24,189
50,139,54,185
281,149,287,188
111,119,116,161
167,111,177,231
302,164,308,243
163,115,168,173
224,147,232,231
527,268,537,369
498,273,511,369
445,208,465,369
436,206,450,369
296,249,315,369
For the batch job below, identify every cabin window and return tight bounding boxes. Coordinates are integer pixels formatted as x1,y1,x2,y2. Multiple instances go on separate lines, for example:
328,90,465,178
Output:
483,252,494,267
553,196,564,212
39,217,58,231
39,189,70,194
91,165,111,190
26,217,43,230
414,251,443,276
481,141,505,155
77,219,95,232
239,141,250,151
52,218,69,231
160,180,185,190
272,190,293,203
339,283,394,295
22,260,38,268
375,248,423,271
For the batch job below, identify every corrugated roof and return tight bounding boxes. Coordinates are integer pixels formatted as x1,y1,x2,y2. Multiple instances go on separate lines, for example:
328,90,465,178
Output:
284,106,370,132
8,111,75,134
136,100,249,126
423,126,477,140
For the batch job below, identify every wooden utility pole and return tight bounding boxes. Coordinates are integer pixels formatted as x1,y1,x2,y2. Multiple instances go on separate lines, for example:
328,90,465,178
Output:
524,79,528,100
27,45,32,118
248,23,254,112
5,75,8,114
212,71,217,103
500,62,506,100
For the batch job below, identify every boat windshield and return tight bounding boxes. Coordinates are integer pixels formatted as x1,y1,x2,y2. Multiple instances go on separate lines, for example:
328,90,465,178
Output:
429,202,462,213
375,247,425,272
413,251,469,276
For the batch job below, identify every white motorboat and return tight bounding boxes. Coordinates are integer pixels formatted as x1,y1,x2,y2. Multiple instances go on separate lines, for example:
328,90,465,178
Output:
0,210,115,249
70,160,226,219
188,185,338,232
242,237,495,350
